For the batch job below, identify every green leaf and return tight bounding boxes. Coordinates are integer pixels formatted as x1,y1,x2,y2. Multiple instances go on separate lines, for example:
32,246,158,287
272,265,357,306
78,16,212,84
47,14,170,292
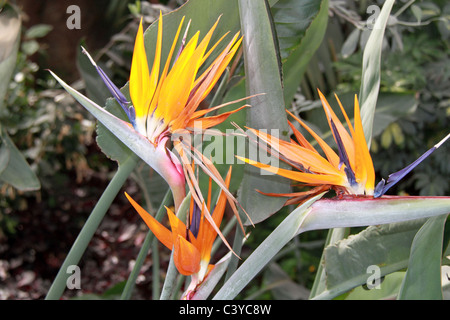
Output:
341,28,361,59
317,219,428,299
0,129,40,191
281,0,329,105
95,98,134,165
237,0,291,225
24,24,53,39
271,0,328,61
398,214,448,300
263,263,310,299
0,131,10,175
345,271,406,300
0,7,40,191
0,4,21,111
359,0,395,146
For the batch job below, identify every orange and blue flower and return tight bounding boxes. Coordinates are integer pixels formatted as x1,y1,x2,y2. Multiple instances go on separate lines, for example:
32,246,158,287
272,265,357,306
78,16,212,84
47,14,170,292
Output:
125,167,233,297
238,90,449,203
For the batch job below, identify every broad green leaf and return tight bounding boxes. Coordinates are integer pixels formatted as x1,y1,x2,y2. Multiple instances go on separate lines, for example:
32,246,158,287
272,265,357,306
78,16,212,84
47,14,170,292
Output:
95,97,134,165
309,227,349,298
345,271,406,300
215,195,450,300
316,219,428,300
281,0,329,105
341,28,361,59
0,128,40,191
237,0,291,225
398,214,448,300
359,0,395,145
271,0,327,61
0,5,40,191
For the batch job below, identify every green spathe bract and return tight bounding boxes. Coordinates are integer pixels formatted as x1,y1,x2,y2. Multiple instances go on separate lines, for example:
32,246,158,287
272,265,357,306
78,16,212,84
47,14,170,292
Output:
214,195,450,300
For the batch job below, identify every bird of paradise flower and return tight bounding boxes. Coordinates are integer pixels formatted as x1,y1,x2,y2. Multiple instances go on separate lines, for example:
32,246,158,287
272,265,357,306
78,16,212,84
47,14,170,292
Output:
125,167,233,299
237,90,449,204
50,13,251,250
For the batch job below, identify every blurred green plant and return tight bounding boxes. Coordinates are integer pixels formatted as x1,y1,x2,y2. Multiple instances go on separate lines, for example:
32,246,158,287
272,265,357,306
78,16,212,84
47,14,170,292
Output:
0,3,106,239
0,3,40,192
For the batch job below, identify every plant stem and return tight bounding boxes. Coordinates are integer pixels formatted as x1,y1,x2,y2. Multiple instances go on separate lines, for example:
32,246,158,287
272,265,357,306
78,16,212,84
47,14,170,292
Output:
159,251,179,300
224,219,245,282
151,238,160,300
45,154,138,300
158,194,192,300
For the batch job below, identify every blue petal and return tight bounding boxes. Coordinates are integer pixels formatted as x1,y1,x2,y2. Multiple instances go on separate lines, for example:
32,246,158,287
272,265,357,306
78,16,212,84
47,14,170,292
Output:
81,47,136,126
189,200,201,239
374,133,450,198
330,118,356,186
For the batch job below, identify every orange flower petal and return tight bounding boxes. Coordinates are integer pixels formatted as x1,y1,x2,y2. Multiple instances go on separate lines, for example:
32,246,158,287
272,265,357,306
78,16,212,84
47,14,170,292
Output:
352,95,375,193
197,167,232,263
186,105,247,130
166,206,188,243
246,127,340,176
173,235,201,276
236,156,346,186
125,192,173,250
286,110,341,169
287,120,317,153
317,90,355,170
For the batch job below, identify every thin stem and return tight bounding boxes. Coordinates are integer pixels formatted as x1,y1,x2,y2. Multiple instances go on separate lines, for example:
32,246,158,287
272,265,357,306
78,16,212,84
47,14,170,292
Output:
159,194,192,300
151,238,160,300
159,251,179,300
120,189,172,300
172,274,186,300
394,0,415,17
45,153,139,300
224,218,246,282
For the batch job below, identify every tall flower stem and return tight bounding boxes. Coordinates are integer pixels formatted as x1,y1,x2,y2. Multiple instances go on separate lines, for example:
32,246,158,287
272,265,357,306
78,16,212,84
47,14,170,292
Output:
158,193,192,299
45,154,139,300
120,189,172,300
